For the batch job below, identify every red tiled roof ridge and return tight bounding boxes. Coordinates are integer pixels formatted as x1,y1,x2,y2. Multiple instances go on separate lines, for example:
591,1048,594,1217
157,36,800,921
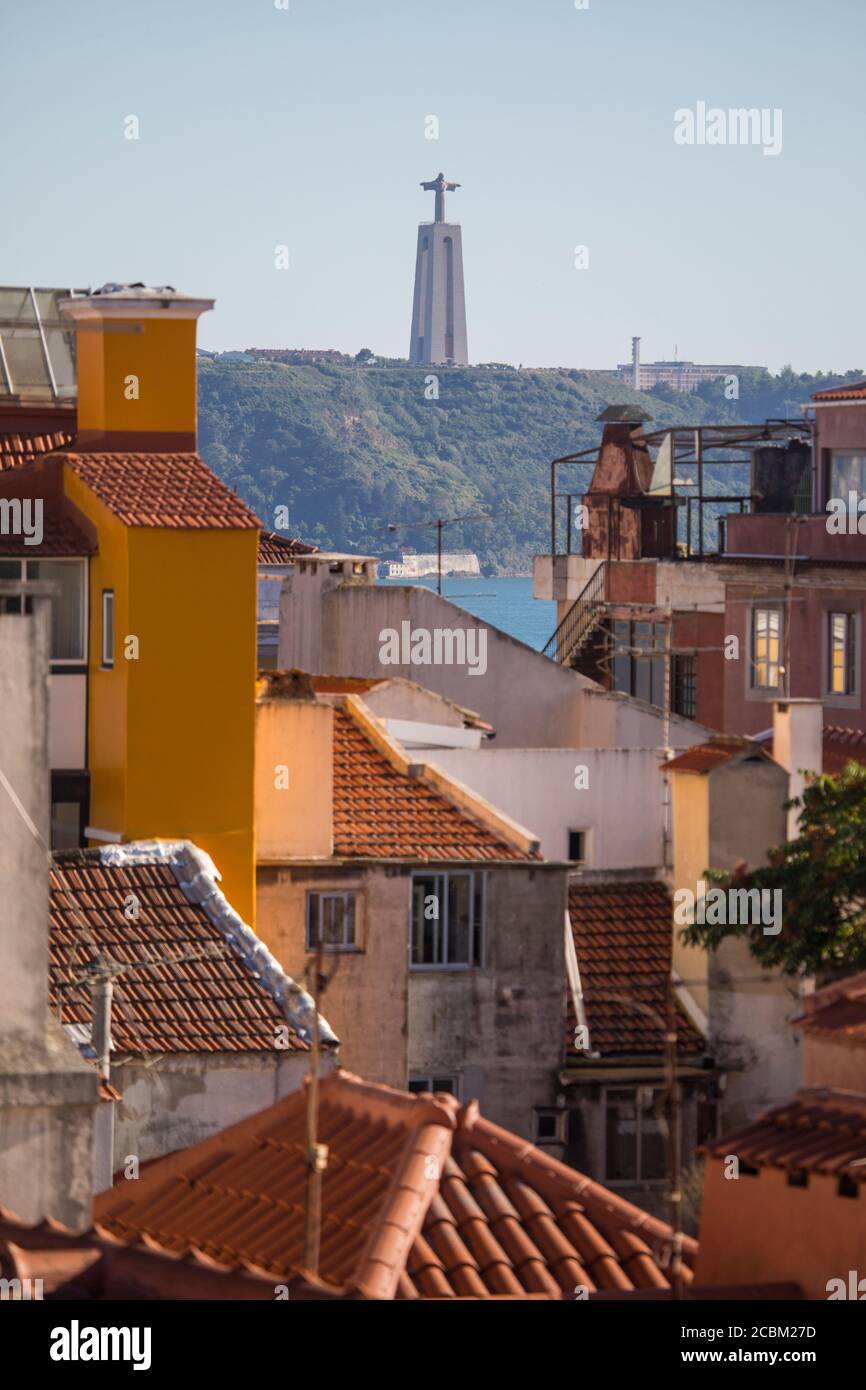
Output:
49,839,335,1054
662,736,765,774
703,1087,866,1180
566,879,706,1057
51,449,263,530
333,698,540,862
93,1067,694,1297
812,379,866,401
460,1109,697,1261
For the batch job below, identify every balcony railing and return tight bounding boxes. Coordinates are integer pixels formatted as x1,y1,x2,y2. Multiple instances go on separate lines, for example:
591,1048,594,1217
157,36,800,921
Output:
542,562,605,664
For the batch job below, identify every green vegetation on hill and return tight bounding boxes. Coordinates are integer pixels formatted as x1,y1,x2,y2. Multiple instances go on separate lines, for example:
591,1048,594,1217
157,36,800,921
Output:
197,361,864,573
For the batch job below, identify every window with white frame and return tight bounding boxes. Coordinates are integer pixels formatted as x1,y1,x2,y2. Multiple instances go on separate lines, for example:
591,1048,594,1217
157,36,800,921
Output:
411,871,484,968
101,589,115,668
305,891,359,951
604,1086,667,1183
828,611,856,696
0,557,86,662
750,605,782,690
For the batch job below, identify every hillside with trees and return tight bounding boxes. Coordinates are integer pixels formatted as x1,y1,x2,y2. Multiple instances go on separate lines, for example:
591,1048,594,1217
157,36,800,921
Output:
197,360,863,573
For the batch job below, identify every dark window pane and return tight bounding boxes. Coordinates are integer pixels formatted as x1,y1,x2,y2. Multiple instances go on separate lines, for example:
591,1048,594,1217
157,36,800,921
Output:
568,830,584,862
606,1090,638,1181
447,874,471,964
412,875,440,964
612,653,631,693
472,875,483,966
641,1102,668,1180
634,657,651,704
28,560,84,660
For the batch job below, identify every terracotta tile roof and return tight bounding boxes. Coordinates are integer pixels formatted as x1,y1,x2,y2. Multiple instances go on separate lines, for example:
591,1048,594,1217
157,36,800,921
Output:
704,1088,866,1181
258,531,318,563
60,452,262,529
331,708,535,861
821,725,866,775
753,724,866,777
94,1068,696,1298
0,509,95,556
0,428,73,471
49,843,335,1055
311,675,383,694
793,971,866,1048
0,1210,283,1300
812,380,866,402
567,881,705,1057
662,737,762,775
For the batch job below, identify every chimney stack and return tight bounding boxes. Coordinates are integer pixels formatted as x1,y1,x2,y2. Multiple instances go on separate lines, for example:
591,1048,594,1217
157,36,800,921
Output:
631,335,641,391
773,699,823,838
59,283,213,453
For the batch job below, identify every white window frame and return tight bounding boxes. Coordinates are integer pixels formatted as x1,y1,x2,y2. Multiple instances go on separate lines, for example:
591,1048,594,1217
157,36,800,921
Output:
748,603,783,693
410,870,485,970
305,890,360,952
0,557,88,666
101,589,115,669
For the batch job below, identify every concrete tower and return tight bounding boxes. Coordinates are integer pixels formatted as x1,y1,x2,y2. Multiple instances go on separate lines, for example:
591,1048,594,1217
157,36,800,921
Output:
409,173,468,366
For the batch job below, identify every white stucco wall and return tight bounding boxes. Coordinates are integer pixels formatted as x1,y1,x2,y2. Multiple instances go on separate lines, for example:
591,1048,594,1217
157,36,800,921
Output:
110,1050,331,1168
420,747,666,867
279,581,708,752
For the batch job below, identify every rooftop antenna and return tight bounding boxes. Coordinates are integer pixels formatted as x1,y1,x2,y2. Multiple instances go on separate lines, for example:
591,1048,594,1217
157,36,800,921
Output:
385,506,516,594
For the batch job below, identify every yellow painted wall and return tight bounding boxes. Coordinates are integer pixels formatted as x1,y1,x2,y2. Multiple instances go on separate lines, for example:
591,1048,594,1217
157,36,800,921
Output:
670,772,711,1015
76,319,198,438
255,697,333,860
65,461,258,923
125,527,258,922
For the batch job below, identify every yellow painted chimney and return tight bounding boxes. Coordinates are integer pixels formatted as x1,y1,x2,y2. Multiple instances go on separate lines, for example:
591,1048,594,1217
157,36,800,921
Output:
59,283,214,451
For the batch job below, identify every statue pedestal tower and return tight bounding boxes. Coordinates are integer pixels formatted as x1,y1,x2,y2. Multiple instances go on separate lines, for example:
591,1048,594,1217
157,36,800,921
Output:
409,173,468,366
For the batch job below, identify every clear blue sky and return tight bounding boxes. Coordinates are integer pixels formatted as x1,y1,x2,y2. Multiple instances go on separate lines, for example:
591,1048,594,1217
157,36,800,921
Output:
3,0,863,372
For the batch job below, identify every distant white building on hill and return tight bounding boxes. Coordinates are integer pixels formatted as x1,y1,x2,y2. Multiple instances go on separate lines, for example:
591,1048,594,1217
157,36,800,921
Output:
386,550,480,578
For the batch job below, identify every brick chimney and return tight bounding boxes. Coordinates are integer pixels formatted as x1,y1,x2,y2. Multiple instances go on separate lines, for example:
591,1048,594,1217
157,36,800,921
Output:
59,283,214,452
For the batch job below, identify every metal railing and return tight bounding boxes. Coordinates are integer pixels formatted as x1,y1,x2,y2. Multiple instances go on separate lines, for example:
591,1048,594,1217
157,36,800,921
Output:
542,562,605,664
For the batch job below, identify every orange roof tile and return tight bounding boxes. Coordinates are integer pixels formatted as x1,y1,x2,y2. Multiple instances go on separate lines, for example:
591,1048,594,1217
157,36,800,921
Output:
793,971,866,1048
753,724,866,777
332,708,535,862
662,737,763,775
94,1069,696,1298
258,531,318,563
567,881,705,1057
60,452,262,529
50,844,335,1054
821,725,866,776
0,509,95,556
704,1088,866,1181
812,380,866,402
0,427,73,471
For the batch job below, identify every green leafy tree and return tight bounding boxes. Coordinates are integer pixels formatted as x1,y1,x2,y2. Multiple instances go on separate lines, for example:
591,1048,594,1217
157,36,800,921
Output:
681,763,866,976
